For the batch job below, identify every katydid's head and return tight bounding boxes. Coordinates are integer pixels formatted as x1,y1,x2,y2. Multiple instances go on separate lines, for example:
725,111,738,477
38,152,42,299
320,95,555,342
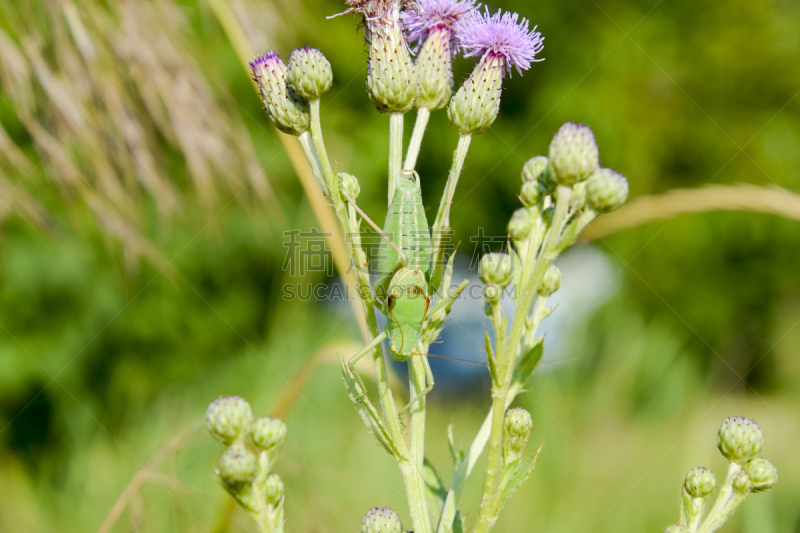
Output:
386,268,429,359
395,169,421,194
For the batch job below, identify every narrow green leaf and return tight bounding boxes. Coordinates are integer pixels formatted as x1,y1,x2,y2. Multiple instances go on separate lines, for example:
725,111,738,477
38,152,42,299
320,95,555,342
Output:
338,355,404,460
423,458,449,506
513,338,544,388
484,326,499,385
498,444,543,514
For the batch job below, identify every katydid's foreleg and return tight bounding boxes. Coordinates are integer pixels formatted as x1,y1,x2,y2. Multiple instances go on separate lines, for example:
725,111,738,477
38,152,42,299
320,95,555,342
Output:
348,331,388,401
399,348,435,417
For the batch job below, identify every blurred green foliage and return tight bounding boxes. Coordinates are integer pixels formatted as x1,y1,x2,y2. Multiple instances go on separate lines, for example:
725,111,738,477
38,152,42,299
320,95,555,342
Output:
0,0,799,532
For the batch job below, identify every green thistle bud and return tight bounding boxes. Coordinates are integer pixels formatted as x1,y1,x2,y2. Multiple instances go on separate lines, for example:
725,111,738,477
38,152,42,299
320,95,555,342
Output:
718,416,763,464
684,467,716,499
539,265,562,296
665,524,687,533
217,445,257,486
522,156,551,185
508,208,533,241
731,470,752,494
448,54,503,135
362,507,402,533
586,168,629,213
548,122,599,186
287,47,333,101
520,180,545,207
744,458,778,493
414,28,453,110
264,473,285,504
251,416,287,451
250,52,310,136
504,407,533,453
206,396,254,445
483,283,502,305
339,172,361,199
366,18,417,113
541,206,555,226
478,253,513,288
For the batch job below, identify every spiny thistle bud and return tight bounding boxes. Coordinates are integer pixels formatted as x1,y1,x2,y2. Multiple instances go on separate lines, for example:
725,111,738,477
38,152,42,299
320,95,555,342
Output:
731,470,752,494
339,172,361,199
718,416,763,464
508,208,533,241
250,52,310,136
207,396,254,445
521,156,551,186
665,525,687,533
521,180,545,207
414,32,453,110
217,445,257,486
483,283,502,305
684,467,716,499
548,123,599,186
586,168,629,213
539,264,562,296
449,8,543,135
448,54,503,135
355,2,417,114
287,47,333,101
744,458,778,493
504,407,533,453
401,0,477,109
264,473,285,504
251,416,287,451
478,253,513,288
362,507,403,533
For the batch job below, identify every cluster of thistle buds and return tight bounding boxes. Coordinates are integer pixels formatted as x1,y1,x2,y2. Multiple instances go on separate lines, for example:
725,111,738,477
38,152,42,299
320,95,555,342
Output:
206,396,288,532
665,416,778,533
478,122,629,304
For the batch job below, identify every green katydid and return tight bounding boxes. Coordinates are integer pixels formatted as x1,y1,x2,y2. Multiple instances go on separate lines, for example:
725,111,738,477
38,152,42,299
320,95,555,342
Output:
343,169,469,415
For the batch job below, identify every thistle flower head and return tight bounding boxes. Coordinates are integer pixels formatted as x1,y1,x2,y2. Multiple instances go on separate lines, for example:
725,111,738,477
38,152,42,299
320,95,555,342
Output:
362,507,403,533
206,396,254,445
718,416,763,464
217,445,258,486
251,416,287,451
401,0,477,50
460,7,544,76
684,466,717,499
744,458,778,492
250,52,310,135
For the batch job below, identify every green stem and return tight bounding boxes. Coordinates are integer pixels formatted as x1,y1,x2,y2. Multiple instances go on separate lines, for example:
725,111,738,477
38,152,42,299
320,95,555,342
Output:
696,463,744,533
473,187,572,533
404,108,430,170
389,112,404,204
430,134,472,293
309,98,430,533
408,355,430,520
297,131,325,193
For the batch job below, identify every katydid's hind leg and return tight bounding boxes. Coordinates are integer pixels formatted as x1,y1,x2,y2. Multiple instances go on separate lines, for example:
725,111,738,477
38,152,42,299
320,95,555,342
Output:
399,351,435,417
348,332,387,402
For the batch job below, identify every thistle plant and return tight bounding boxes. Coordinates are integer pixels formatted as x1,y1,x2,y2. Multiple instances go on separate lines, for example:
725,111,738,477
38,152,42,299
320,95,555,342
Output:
206,397,287,533
665,417,778,533
202,2,779,532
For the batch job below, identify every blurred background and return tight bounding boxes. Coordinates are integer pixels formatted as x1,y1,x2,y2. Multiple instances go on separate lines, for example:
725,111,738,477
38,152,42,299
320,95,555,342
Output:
0,0,798,531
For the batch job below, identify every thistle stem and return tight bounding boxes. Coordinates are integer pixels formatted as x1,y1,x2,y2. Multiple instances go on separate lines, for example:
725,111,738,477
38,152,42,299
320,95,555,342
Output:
297,131,325,193
473,187,572,533
389,112,404,204
404,108,430,170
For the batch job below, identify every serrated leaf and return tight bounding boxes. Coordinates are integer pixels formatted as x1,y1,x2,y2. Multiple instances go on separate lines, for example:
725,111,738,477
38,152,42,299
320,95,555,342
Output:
453,510,464,533
498,444,542,514
513,338,544,388
423,458,448,507
339,355,404,460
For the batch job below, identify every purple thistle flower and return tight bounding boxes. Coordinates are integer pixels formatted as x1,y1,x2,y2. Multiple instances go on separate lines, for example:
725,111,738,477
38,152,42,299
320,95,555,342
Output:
400,0,478,50
460,7,544,75
249,51,281,80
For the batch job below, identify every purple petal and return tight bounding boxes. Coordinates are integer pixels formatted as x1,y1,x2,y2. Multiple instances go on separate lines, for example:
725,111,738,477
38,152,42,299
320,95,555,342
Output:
460,7,544,75
400,0,478,49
